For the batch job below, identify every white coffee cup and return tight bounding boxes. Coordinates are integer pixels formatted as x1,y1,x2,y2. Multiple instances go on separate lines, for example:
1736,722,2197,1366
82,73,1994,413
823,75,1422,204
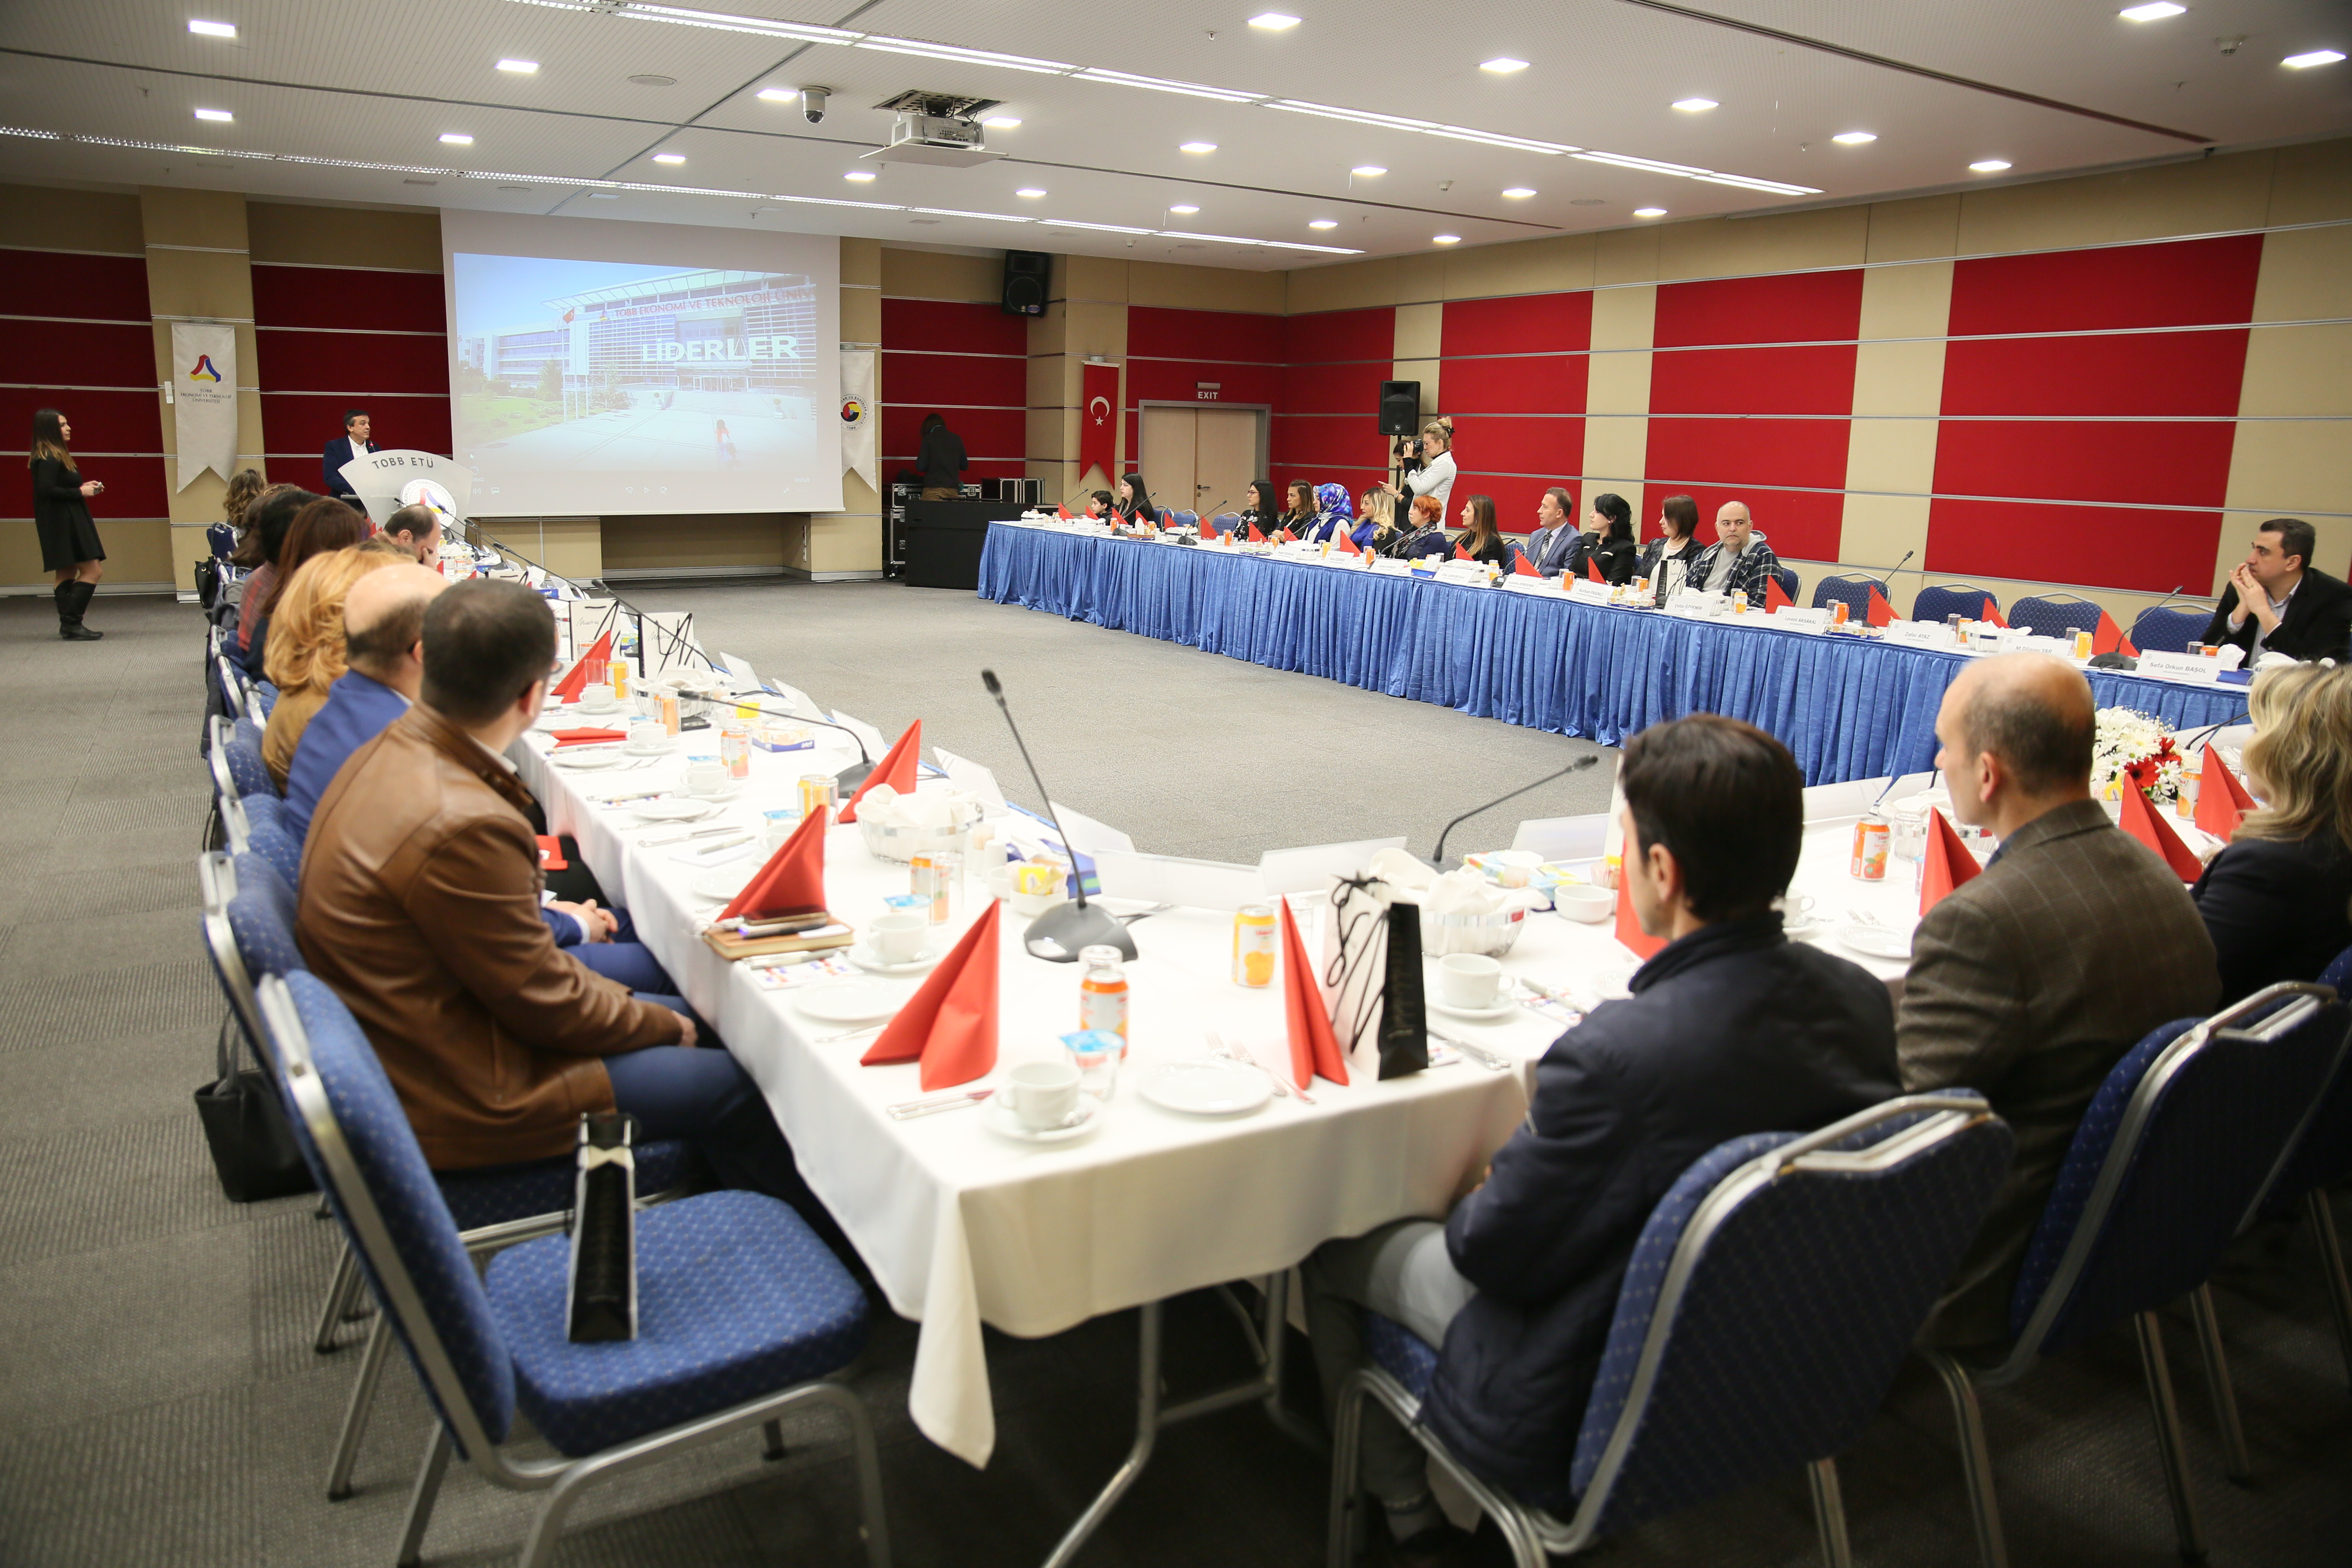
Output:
871,913,927,964
1001,1060,1082,1131
1436,953,1503,1009
577,688,617,713
685,760,727,796
1778,891,1818,924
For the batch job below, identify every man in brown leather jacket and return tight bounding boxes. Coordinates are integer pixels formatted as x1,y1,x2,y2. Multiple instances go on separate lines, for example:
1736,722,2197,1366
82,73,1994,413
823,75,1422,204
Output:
298,580,811,1209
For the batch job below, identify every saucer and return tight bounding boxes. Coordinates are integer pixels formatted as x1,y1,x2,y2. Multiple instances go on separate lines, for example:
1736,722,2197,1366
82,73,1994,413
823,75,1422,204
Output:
681,783,744,803
633,798,715,822
551,750,618,770
1140,1059,1271,1118
689,869,752,902
623,739,675,757
846,941,941,976
791,981,906,1025
984,1095,1104,1144
1428,996,1519,1022
574,701,624,719
1835,920,1915,960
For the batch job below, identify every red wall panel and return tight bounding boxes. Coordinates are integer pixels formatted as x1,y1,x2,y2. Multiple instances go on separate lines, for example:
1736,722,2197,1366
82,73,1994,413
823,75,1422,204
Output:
1128,360,1281,407
1648,344,1859,417
882,350,1025,407
1442,354,1587,415
257,328,447,393
1129,305,1282,363
1646,417,1852,493
251,264,446,333
261,394,450,462
1660,484,1845,566
1947,234,2264,336
1927,498,2221,594
14,319,158,388
879,297,1026,354
1454,475,1562,535
0,387,159,455
1455,416,1584,479
1653,270,1863,347
1,456,167,521
1281,308,1394,367
1939,330,2249,417
881,405,1022,463
1931,419,2236,508
0,249,149,321
1278,361,1389,417
1441,292,1592,356
1272,414,1388,471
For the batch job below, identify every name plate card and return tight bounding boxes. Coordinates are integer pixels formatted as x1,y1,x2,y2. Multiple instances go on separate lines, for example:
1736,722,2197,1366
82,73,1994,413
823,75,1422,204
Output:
1567,578,1616,604
1369,558,1417,577
1882,619,1953,649
1666,589,1728,619
1501,574,1563,596
2135,649,2225,684
1433,560,1491,587
1770,606,1831,633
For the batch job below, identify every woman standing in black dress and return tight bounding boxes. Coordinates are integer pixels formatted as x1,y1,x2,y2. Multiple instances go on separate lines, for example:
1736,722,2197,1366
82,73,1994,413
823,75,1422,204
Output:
29,408,105,641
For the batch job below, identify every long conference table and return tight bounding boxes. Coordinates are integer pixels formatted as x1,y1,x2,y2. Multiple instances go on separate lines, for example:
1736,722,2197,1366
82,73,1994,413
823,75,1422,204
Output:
976,523,2251,784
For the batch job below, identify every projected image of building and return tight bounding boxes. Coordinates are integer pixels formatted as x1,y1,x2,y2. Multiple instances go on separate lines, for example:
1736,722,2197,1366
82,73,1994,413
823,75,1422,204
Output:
472,267,818,396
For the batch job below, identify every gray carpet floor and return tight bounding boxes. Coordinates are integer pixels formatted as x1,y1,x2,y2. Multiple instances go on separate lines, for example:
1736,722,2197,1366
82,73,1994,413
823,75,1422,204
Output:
0,581,2343,1568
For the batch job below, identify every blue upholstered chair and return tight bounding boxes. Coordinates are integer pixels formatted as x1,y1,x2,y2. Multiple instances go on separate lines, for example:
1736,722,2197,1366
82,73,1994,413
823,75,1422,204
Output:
259,971,889,1568
225,714,274,799
1328,1094,2014,1568
2252,943,2352,1384
2131,606,2211,657
252,679,279,719
1924,986,2351,1567
245,810,303,890
1168,508,1199,532
2006,593,2103,641
1209,510,1240,537
1773,565,1800,605
1914,584,2000,624
1811,575,1880,621
214,655,247,722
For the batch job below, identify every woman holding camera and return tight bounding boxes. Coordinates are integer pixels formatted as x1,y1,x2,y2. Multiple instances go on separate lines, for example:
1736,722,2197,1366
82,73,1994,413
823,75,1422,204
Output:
1382,419,1456,525
30,408,107,641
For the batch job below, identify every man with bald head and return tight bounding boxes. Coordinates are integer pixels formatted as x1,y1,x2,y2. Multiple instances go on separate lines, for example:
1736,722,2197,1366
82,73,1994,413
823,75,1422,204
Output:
1688,499,1782,605
1898,654,2216,1348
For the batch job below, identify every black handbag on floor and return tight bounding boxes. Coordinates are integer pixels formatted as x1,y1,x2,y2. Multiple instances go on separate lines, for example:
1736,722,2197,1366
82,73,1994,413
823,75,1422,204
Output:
194,1016,314,1203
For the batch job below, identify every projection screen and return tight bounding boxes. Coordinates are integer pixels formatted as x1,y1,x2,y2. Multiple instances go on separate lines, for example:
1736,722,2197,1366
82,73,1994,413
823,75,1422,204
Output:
442,210,842,517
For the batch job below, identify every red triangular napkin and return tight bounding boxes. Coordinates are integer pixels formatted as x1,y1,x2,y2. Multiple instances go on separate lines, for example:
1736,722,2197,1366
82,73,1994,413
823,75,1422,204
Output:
861,900,1000,1090
2195,747,2256,841
1866,586,1895,628
2119,779,2203,882
718,805,829,921
1277,528,1295,542
1765,572,1793,612
1339,528,1363,557
1586,557,1606,584
1981,596,2007,629
551,727,627,748
1277,898,1349,1089
2090,609,2137,657
1918,807,1982,914
551,630,612,703
1613,866,1666,960
1510,547,1539,577
839,720,921,824
1246,522,1266,543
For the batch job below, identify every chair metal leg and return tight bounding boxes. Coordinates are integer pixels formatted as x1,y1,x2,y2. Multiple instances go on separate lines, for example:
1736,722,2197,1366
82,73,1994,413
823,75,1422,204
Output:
327,1315,394,1500
1325,1373,1370,1568
1041,1300,1162,1568
1806,1458,1854,1568
2310,1189,2352,1389
830,1379,893,1568
517,1457,597,1568
761,1418,786,1461
2134,1310,2208,1561
314,1245,362,1353
2186,1285,2252,1482
1924,1352,2010,1568
395,1423,452,1568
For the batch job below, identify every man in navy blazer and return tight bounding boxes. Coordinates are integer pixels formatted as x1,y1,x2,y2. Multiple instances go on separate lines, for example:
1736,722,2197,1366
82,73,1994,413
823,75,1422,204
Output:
1303,715,1901,1555
322,408,376,502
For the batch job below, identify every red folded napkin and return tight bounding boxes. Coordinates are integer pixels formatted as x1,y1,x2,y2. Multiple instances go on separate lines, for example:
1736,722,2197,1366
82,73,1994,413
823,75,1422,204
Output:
1764,572,1793,611
839,720,921,824
1865,585,1895,628
2195,747,2256,841
1454,542,1474,562
551,630,613,704
2093,609,2138,657
1613,865,1666,960
1586,557,1606,584
1277,528,1295,543
1918,807,1982,914
1246,522,1265,543
719,806,828,921
551,727,627,748
1056,502,1072,520
862,899,1000,1090
2119,781,2202,882
1339,528,1363,557
1277,898,1348,1089
535,835,567,871
1510,548,1538,577
1980,596,2007,629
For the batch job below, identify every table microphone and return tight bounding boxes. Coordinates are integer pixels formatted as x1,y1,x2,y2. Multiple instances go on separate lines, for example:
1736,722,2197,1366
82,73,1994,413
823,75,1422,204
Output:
1430,755,1601,869
980,668,1137,962
1863,549,1916,596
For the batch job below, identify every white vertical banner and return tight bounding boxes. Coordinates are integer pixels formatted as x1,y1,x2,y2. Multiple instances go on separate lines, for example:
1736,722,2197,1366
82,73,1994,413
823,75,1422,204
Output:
839,348,876,495
170,322,238,492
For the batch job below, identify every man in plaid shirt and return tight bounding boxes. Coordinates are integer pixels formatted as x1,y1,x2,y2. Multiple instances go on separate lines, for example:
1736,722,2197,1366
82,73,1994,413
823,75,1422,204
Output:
1688,500,1782,604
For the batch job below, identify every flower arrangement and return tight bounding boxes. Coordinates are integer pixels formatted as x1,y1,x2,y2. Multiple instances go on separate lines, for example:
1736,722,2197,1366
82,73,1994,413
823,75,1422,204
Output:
2092,707,2185,804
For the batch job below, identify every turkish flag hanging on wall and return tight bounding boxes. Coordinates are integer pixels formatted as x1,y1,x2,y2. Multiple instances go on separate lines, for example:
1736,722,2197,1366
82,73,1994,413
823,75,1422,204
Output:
1080,361,1120,486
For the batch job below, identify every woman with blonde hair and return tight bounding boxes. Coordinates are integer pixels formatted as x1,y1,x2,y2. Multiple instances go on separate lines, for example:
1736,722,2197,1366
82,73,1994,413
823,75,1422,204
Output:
1355,486,1397,552
2191,661,2352,1002
260,547,402,788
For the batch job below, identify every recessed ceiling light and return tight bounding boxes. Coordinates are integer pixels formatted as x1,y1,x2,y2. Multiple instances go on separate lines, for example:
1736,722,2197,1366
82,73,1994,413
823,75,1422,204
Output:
1180,141,1216,152
2118,2,2185,19
1015,187,1046,198
1969,159,2012,172
588,192,619,200
1479,58,1530,74
497,58,539,74
1432,233,1461,244
628,74,675,87
1569,197,1604,206
188,20,236,39
1169,203,1200,214
844,169,877,182
1832,130,1877,145
757,87,797,102
1671,97,1717,111
439,133,474,146
1633,207,1667,218
652,152,685,164
1308,218,1338,229
1501,186,1536,198
1351,165,1385,176
2283,48,2345,67
194,108,233,122
982,115,1022,128
1248,12,1301,29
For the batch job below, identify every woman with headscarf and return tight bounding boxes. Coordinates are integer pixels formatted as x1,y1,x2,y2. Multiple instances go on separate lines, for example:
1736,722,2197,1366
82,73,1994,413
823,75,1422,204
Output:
1303,481,1356,546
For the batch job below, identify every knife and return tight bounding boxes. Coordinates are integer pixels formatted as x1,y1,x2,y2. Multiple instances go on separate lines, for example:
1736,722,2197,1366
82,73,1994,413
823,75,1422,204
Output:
1428,1031,1513,1072
637,823,737,846
886,1089,994,1119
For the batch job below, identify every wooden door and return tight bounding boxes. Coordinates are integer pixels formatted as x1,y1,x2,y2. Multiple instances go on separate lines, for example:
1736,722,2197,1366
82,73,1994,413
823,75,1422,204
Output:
1192,408,1258,519
1138,407,1195,516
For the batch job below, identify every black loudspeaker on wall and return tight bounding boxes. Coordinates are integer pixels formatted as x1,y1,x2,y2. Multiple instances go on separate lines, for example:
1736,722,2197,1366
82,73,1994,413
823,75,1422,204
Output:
1002,250,1051,316
1377,380,1421,437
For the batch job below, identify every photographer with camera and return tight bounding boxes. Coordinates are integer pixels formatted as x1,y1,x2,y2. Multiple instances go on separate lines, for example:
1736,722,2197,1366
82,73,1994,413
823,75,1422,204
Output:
1381,418,1455,525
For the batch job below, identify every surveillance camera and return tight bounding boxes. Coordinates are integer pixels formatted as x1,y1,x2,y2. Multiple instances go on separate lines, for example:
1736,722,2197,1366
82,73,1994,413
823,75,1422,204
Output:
802,86,829,124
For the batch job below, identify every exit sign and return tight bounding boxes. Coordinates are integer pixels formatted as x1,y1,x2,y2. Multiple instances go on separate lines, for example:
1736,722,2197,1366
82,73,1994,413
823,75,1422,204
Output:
1195,381,1221,401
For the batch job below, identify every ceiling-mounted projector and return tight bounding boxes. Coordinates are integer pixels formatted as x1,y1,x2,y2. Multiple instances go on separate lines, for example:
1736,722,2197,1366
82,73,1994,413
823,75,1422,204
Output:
859,90,1006,167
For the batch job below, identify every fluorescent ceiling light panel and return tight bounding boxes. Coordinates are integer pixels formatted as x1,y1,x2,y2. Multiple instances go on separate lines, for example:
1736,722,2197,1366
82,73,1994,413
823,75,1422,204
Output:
910,207,1033,223
1573,149,1709,177
1671,97,1717,111
1168,203,1200,213
652,152,684,163
1633,207,1666,217
1308,218,1338,228
1351,165,1385,176
619,4,854,43
1969,159,2011,172
1501,187,1536,198
981,116,1021,127
1247,13,1301,29
1158,229,1359,254
2117,2,2185,19
1479,58,1529,73
0,127,65,139
588,191,619,198
439,133,475,145
2283,49,2345,67
1042,218,1156,233
497,58,539,72
1691,173,1821,195
1073,67,1256,102
194,108,234,121
1269,100,1434,132
855,36,1072,72
1831,130,1877,144
1424,125,1579,154
1179,141,1217,152
188,20,237,38
757,87,796,101
1014,187,1046,197
843,169,876,180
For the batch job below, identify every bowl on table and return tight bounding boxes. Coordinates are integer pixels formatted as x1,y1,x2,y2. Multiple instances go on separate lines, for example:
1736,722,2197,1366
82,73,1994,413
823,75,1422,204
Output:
1553,885,1615,924
1422,906,1527,958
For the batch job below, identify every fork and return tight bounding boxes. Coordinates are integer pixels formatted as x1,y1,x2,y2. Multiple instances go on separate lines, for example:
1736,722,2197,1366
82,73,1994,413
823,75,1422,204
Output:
1208,1031,1313,1105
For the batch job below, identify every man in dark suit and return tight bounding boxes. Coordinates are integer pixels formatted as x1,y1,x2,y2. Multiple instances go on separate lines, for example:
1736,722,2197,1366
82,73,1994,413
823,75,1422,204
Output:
322,408,376,503
1302,716,1900,1557
1523,486,1579,573
2201,517,2352,664
1899,654,2218,1350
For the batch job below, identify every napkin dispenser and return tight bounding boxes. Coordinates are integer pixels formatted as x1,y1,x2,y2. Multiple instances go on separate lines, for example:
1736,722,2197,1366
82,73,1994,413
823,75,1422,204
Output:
566,1112,638,1343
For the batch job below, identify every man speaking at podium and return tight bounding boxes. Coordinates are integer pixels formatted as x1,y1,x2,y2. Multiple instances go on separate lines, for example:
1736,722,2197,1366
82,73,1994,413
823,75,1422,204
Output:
323,409,377,503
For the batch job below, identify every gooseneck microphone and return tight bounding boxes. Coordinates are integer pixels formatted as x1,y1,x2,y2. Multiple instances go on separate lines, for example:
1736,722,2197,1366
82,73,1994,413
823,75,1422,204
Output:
1430,755,1602,869
980,668,1137,962
1864,548,1916,596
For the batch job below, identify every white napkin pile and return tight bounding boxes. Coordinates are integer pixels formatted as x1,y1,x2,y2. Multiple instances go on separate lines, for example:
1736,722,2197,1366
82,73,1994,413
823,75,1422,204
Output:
853,783,973,833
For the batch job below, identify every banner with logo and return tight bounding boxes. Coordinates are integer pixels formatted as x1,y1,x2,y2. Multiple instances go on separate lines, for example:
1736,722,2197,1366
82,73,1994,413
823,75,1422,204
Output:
839,349,876,496
1080,361,1120,490
171,322,238,492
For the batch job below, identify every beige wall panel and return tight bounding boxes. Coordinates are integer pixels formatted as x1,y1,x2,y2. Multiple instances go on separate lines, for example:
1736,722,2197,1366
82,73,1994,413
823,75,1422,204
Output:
2247,224,2352,323
1586,350,1652,416
810,512,883,573
1589,284,1656,353
1058,254,1129,304
602,514,788,570
1843,417,1939,494
1392,301,1442,361
1954,151,2274,255
139,186,247,250
840,285,882,343
878,247,1000,302
2263,137,2352,226
1062,300,1126,361
1855,259,1954,342
1025,406,1067,462
1864,195,1961,263
0,183,143,252
1026,351,1069,410
840,235,882,285
2222,419,2352,524
1441,233,1597,300
1837,492,1931,578
246,202,440,270
1851,340,1949,418
1582,416,1648,488
1128,259,1284,312
1594,225,1661,285
531,518,603,581
0,519,174,588
1285,258,1401,313
1657,205,1868,281
2236,323,2352,417
1390,252,1446,306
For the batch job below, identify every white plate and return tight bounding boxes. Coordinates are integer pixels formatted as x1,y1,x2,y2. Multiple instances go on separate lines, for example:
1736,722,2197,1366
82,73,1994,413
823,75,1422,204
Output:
551,750,618,770
623,739,675,757
573,702,625,720
845,941,940,976
1140,1059,1272,1117
680,784,744,803
791,981,906,1025
633,798,715,822
1835,920,1916,959
1428,996,1519,1022
985,1094,1104,1143
690,869,753,902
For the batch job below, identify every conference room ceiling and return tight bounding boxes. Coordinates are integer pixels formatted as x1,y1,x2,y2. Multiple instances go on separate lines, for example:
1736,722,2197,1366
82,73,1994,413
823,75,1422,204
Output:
2,0,2346,271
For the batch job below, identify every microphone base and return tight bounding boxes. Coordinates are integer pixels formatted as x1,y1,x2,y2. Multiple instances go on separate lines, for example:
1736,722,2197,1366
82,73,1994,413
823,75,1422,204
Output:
1022,900,1136,963
835,760,875,791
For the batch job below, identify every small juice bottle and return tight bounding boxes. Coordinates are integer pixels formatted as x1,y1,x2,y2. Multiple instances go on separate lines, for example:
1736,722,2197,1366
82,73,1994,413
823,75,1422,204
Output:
1078,944,1130,1057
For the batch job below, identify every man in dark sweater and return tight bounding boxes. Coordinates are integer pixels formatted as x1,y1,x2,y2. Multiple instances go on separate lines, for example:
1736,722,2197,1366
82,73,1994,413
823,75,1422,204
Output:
1303,715,1901,1555
2201,517,2352,665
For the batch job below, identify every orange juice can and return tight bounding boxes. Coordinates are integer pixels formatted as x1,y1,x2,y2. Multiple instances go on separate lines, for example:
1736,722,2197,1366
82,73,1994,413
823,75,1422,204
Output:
1850,813,1891,881
1831,599,1850,626
2073,629,2094,659
1232,903,1277,987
